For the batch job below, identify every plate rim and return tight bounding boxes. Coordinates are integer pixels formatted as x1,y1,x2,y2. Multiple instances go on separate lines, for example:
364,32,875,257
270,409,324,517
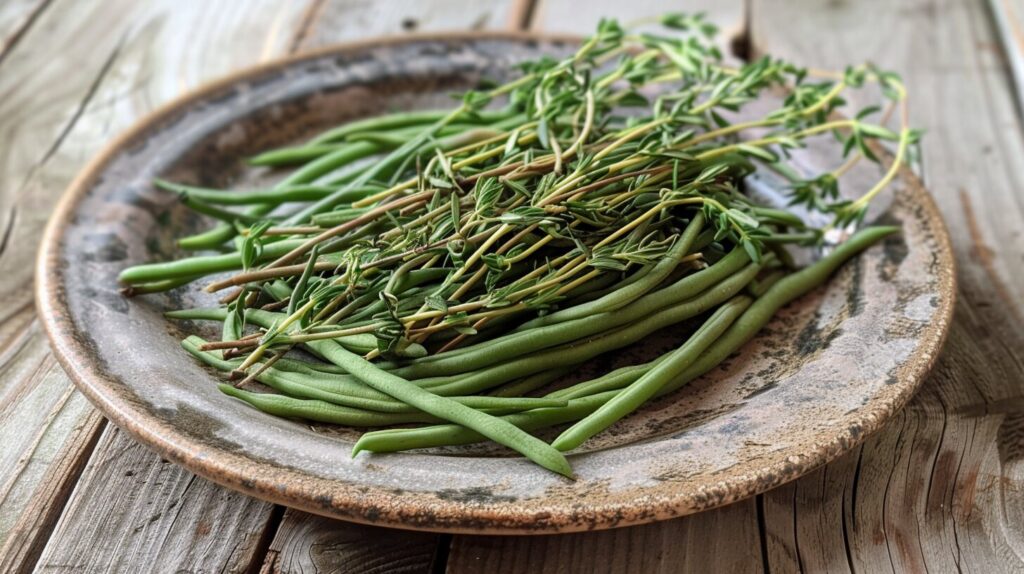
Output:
35,31,957,534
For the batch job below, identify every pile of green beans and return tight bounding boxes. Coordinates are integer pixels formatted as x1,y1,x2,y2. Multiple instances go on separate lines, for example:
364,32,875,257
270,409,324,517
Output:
120,14,911,476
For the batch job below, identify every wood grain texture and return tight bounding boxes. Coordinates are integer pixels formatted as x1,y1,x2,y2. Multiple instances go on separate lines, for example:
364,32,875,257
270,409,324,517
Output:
0,345,103,573
529,0,745,47
259,510,442,574
32,426,278,573
0,0,50,64
295,0,519,51
448,498,764,574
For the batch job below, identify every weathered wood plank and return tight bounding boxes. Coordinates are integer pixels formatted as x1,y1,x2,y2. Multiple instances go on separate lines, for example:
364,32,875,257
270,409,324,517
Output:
0,0,50,63
0,338,104,572
296,0,521,51
259,510,442,574
751,0,1024,572
529,0,745,47
32,425,278,573
447,498,765,574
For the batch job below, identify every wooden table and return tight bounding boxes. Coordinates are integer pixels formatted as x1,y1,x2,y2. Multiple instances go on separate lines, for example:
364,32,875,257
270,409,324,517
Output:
1,0,1022,571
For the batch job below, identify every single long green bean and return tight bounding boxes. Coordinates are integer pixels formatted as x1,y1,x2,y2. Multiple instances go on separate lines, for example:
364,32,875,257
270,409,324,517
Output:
178,196,271,225
353,390,621,453
552,295,752,451
219,385,440,426
155,179,380,206
307,340,573,477
545,358,661,400
248,144,344,166
186,338,566,414
120,238,307,284
308,108,515,145
309,110,450,144
120,276,199,296
488,367,574,398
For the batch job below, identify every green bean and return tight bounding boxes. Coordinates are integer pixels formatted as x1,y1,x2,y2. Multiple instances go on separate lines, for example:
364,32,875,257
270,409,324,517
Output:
552,295,752,451
353,228,895,454
308,110,449,144
248,144,346,166
219,385,440,426
545,359,659,400
518,212,705,329
353,390,621,453
747,270,786,297
274,366,566,413
307,340,573,477
284,109,472,225
393,249,754,379
120,276,199,296
155,179,380,206
120,238,307,284
346,122,484,146
559,269,621,301
315,108,518,145
563,264,654,307
178,141,385,250
178,195,271,225
272,356,349,375
488,367,573,398
186,338,565,414
264,369,565,414
333,333,378,354
256,121,501,167
420,262,762,395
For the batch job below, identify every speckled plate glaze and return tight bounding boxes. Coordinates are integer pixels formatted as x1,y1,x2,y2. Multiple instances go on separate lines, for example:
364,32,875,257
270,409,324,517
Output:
37,33,955,534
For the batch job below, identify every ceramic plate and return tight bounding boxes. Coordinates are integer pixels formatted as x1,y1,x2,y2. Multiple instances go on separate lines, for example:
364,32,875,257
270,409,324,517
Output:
37,33,955,534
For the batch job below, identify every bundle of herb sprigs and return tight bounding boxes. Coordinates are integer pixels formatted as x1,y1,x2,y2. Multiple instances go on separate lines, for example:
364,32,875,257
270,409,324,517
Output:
119,14,918,477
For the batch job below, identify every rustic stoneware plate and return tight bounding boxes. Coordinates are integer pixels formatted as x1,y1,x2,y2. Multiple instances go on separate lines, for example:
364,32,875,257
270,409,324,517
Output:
37,33,955,534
